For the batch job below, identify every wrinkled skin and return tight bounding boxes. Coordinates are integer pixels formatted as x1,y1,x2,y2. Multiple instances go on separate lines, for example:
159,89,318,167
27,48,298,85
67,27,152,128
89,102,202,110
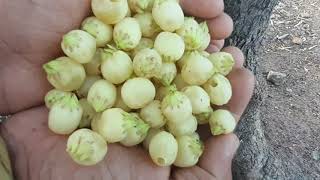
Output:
0,0,255,179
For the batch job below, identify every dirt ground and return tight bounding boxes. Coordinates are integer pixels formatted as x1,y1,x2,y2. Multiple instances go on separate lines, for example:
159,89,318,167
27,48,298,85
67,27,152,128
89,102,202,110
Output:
254,0,320,177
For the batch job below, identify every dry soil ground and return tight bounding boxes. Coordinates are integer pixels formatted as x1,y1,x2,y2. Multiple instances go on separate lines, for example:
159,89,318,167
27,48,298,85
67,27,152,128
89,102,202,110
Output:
240,0,320,178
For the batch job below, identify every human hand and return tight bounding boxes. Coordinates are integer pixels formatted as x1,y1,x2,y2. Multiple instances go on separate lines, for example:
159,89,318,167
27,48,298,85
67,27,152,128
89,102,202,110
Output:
0,0,254,179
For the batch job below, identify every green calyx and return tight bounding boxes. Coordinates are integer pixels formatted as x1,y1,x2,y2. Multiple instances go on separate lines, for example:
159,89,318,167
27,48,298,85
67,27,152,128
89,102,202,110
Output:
182,50,201,64
161,55,175,63
62,33,80,51
156,63,177,86
82,22,98,39
43,60,62,75
158,74,173,86
179,17,202,50
187,50,201,58
188,136,204,157
45,90,70,107
115,31,134,50
157,69,176,86
163,86,186,107
123,112,150,136
136,0,150,13
91,99,106,113
196,109,212,124
101,45,117,60
210,52,235,75
151,23,162,34
210,121,226,135
220,61,234,74
60,94,80,110
167,85,177,94
135,118,150,136
122,112,139,131
181,51,193,60
67,137,93,161
199,22,209,34
185,36,202,50
178,50,202,68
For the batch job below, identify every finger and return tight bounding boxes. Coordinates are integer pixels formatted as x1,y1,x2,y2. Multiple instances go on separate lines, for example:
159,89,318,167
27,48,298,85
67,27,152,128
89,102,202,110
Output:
207,13,234,40
226,68,255,121
180,0,224,18
206,39,225,53
198,133,239,179
222,46,245,69
0,106,53,146
0,59,51,114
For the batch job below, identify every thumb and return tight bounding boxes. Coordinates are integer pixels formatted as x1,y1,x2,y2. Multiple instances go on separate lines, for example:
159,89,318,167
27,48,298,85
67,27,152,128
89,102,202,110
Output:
198,134,240,180
179,0,224,18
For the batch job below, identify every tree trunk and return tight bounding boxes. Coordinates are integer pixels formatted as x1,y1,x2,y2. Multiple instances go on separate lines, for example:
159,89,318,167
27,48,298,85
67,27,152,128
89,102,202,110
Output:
224,0,280,179
224,0,279,72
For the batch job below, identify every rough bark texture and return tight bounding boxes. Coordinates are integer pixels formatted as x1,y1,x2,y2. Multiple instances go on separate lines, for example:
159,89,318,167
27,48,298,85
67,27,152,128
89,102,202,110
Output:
223,0,281,179
224,0,279,72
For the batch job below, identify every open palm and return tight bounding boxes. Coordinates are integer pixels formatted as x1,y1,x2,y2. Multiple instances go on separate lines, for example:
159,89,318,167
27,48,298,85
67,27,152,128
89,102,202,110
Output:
0,0,254,179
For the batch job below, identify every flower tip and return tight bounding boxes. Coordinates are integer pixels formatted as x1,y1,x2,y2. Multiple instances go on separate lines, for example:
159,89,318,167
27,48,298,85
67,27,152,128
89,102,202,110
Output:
168,85,177,93
139,122,151,135
200,22,209,33
61,93,80,109
43,61,58,74
62,34,78,49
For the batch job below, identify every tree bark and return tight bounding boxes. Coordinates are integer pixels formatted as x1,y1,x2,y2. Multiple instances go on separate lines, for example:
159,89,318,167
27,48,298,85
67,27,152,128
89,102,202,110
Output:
224,0,280,179
224,0,279,72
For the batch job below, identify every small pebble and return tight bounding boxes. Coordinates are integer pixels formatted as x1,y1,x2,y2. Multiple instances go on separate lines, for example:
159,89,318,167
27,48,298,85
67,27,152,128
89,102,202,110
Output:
301,12,311,18
289,104,298,109
312,151,319,160
292,37,303,45
267,71,287,85
286,88,293,93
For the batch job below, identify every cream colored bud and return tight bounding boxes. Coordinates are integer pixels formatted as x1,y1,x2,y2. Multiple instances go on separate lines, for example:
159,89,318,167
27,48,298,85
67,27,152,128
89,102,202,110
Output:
149,131,178,166
66,129,108,166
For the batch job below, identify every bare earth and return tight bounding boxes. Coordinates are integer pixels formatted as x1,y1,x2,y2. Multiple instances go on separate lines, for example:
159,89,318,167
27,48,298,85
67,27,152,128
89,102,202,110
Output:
262,0,320,169
234,0,320,179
